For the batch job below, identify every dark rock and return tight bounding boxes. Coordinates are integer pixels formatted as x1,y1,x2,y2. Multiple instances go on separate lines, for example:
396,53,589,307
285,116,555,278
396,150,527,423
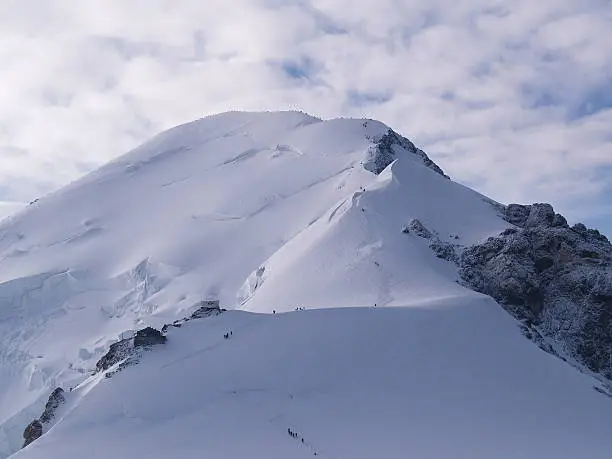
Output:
95,326,167,376
96,338,134,372
408,219,433,239
364,129,448,178
503,203,569,230
429,240,459,263
22,387,67,448
23,420,42,447
460,203,612,378
39,388,65,423
524,203,555,228
581,250,600,259
500,227,518,237
189,300,225,319
134,327,167,347
503,204,531,227
163,300,225,332
572,223,588,234
552,213,568,227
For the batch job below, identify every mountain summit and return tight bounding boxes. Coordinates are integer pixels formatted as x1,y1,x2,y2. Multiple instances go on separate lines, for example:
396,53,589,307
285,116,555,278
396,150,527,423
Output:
2,111,611,458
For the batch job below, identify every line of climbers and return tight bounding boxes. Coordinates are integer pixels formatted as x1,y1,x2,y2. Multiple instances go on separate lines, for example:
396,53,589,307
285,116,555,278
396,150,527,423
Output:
288,428,318,455
288,428,304,444
223,330,232,339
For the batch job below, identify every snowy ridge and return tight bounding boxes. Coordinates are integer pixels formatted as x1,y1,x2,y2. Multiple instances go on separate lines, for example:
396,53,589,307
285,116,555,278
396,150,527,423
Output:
0,111,610,458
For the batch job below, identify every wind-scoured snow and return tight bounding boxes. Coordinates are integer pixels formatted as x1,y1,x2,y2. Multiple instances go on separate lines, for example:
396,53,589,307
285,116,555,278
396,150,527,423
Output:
0,110,609,458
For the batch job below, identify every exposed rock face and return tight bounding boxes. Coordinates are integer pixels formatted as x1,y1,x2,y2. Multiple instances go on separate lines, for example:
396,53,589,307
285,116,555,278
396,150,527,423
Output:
162,300,225,332
134,327,167,347
405,219,433,239
365,129,449,178
429,239,459,263
39,388,65,424
95,326,167,377
22,388,66,448
95,338,134,373
460,203,612,379
189,306,222,319
503,203,568,229
22,420,42,448
403,219,459,263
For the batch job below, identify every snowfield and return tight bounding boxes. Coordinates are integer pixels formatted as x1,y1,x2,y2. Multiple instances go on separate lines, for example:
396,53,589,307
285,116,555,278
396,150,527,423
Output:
0,203,23,221
0,111,610,458
13,301,612,459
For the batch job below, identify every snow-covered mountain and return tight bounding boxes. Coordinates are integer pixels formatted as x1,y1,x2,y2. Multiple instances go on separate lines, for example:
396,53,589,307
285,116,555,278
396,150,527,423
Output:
1,111,610,458
0,203,23,221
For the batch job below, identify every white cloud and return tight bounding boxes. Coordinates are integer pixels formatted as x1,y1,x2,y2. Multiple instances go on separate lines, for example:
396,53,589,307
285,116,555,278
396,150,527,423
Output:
0,0,610,233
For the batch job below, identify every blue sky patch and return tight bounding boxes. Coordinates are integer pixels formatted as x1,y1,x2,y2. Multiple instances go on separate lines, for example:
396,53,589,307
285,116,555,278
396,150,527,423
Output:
569,83,612,120
347,90,392,107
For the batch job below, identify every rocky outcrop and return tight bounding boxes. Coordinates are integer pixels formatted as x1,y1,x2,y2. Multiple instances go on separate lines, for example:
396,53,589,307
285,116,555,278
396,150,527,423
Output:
20,302,222,450
22,420,42,448
460,203,612,379
365,129,449,178
22,388,65,448
95,326,167,377
429,239,459,263
189,301,226,319
162,300,225,332
95,338,135,373
98,302,223,375
403,218,433,239
39,388,65,424
503,203,569,229
403,219,459,263
134,327,167,347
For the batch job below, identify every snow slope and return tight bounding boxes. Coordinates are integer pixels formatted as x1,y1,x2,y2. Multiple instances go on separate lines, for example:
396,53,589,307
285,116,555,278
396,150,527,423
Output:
13,300,612,459
0,110,609,457
0,203,23,221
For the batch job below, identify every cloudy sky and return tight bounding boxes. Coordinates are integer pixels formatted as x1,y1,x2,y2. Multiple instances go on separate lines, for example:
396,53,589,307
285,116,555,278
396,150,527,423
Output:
1,0,611,235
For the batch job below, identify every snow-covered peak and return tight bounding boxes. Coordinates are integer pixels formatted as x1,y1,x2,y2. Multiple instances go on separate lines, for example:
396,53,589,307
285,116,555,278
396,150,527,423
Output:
1,111,610,458
0,111,447,284
1,111,473,452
